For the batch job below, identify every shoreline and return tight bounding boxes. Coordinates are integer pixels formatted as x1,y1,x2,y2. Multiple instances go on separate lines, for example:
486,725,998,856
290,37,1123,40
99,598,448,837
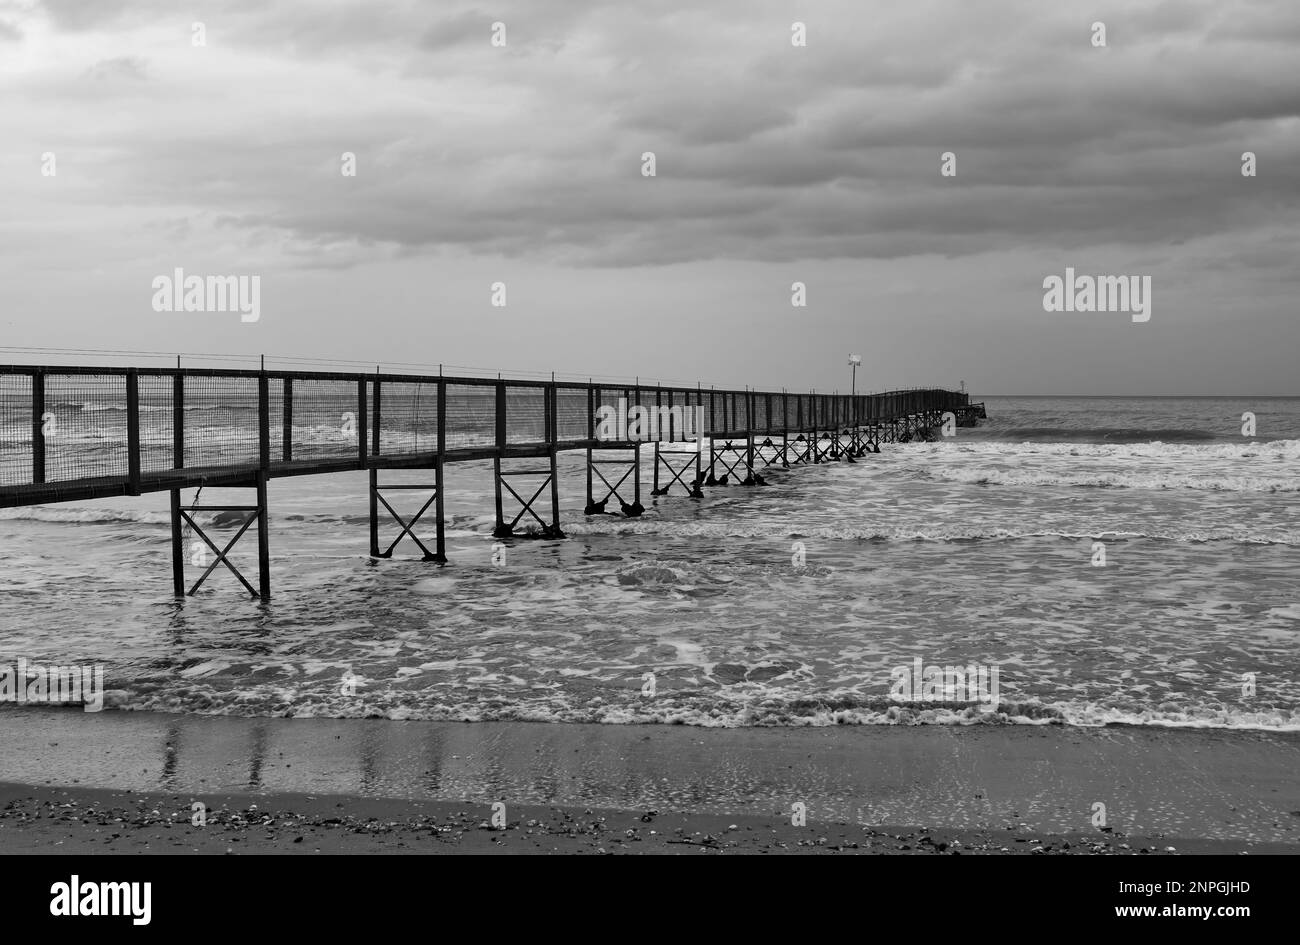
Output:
1,709,1298,853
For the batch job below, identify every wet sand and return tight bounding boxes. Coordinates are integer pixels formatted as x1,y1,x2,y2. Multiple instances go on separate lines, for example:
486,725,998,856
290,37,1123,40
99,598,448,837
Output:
1,709,1298,854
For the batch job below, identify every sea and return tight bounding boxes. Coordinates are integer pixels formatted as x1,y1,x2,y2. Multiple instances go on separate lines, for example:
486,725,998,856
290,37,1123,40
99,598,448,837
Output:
1,395,1297,731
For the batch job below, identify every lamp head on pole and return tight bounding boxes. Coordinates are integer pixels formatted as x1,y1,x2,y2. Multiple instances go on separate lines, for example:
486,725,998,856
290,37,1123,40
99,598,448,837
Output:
848,354,862,366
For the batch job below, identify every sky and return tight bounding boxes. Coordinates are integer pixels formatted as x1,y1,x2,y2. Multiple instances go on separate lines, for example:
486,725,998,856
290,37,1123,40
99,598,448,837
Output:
1,0,1297,395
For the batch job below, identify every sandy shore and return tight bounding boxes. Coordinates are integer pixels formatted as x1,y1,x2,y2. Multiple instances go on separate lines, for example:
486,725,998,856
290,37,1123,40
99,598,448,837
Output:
6,782,1284,854
1,708,1298,854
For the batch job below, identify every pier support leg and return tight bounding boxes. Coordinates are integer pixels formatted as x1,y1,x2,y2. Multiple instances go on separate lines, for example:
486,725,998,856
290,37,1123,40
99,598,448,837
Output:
586,447,643,516
693,440,704,497
652,442,705,497
496,462,566,537
710,439,750,485
169,488,184,597
370,472,445,562
256,472,271,600
549,447,562,537
368,467,379,557
585,446,598,513
788,434,810,465
170,482,270,598
493,455,506,535
435,458,447,562
633,442,642,512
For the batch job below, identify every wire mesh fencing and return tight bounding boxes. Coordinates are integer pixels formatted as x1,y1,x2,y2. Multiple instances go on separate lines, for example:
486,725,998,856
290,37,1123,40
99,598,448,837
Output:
0,373,32,487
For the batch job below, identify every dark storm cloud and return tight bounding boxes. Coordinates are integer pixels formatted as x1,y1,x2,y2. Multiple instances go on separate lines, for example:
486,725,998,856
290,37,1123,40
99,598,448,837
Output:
11,0,1300,269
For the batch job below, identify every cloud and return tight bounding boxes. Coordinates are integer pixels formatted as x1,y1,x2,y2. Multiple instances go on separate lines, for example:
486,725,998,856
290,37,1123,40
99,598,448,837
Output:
82,55,147,80
5,0,1300,273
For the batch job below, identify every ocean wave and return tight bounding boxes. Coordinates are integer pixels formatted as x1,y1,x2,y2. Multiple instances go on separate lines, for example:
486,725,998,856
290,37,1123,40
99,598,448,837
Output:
44,401,246,413
0,506,177,526
977,426,1221,443
911,438,1300,460
104,687,1300,732
3,504,1294,544
562,520,1300,544
921,467,1299,493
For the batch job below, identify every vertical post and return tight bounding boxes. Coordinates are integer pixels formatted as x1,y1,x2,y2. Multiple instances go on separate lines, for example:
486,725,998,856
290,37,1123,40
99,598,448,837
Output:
31,370,45,485
693,384,703,490
693,388,703,496
369,467,380,558
633,441,641,507
368,374,381,558
126,369,141,494
436,376,446,561
356,377,367,469
706,388,716,484
585,385,595,511
547,384,562,537
169,488,184,597
781,392,789,466
256,471,271,600
372,376,382,458
493,380,507,536
173,372,184,469
432,460,447,562
811,390,819,464
282,377,294,463
258,371,270,471
653,386,664,495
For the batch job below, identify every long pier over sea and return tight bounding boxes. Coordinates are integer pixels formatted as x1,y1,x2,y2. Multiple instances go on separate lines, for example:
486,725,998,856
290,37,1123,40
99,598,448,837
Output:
0,364,982,597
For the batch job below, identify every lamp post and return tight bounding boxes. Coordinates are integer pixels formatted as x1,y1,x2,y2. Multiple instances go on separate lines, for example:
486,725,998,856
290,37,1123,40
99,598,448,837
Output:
848,354,861,396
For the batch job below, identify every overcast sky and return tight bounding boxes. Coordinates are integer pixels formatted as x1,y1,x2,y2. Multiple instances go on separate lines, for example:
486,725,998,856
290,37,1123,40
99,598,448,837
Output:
2,0,1297,395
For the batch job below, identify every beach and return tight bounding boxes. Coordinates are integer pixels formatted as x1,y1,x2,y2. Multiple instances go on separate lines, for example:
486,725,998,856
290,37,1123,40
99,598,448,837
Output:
2,709,1297,854
2,395,1299,856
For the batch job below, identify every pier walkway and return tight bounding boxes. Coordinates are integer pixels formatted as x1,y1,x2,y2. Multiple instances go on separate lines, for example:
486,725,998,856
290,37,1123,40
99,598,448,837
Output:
0,365,983,597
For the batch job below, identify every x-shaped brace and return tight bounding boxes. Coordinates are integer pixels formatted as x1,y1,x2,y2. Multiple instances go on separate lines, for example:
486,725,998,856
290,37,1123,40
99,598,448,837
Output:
755,438,783,467
708,441,764,485
180,509,260,597
653,450,702,497
375,490,440,560
587,462,642,517
499,475,553,533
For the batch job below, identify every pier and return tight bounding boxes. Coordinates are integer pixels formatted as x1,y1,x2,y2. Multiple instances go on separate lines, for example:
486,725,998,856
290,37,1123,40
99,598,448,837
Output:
0,365,982,597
